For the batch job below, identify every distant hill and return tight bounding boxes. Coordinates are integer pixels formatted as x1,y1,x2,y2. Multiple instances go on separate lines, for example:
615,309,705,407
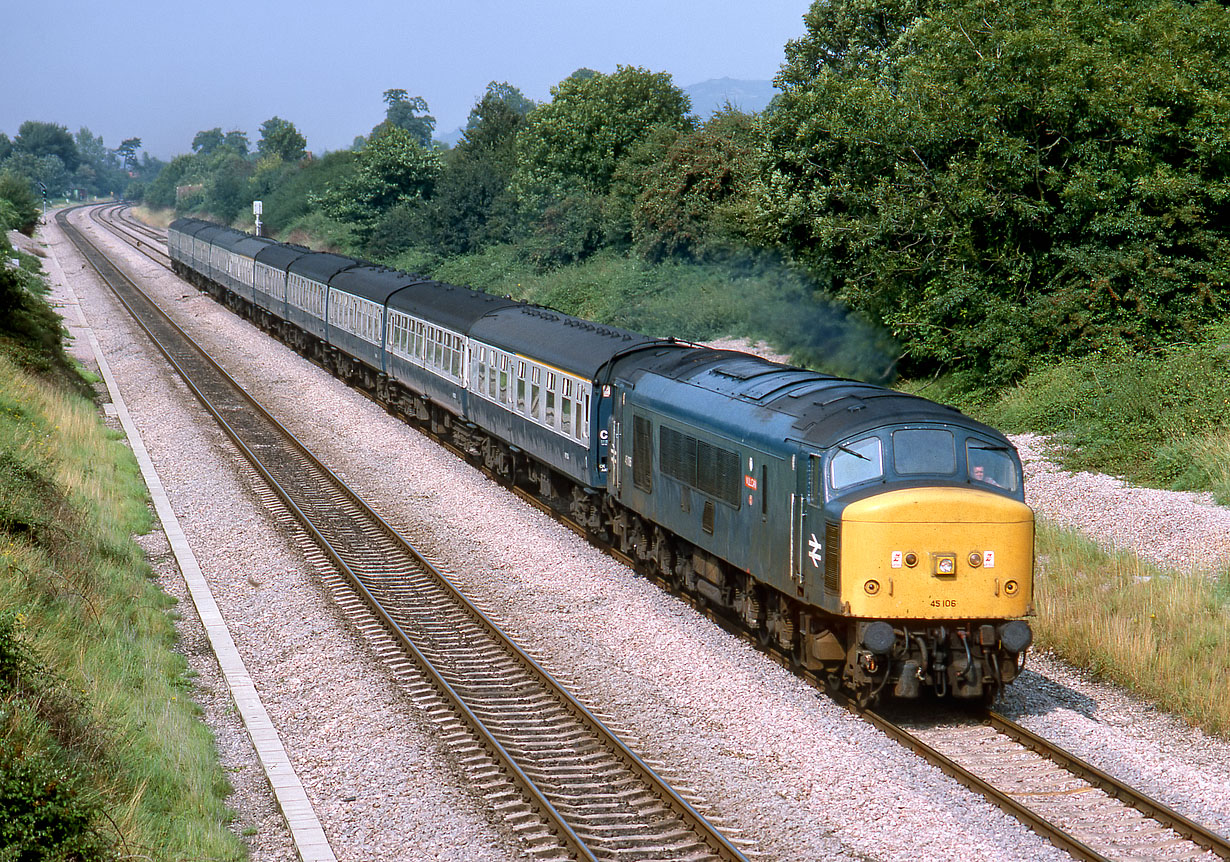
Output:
435,126,465,148
684,77,778,118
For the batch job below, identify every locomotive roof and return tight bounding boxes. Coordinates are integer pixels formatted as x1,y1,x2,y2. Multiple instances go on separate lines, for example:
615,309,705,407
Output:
287,252,363,284
470,305,668,379
619,348,1006,450
387,280,521,333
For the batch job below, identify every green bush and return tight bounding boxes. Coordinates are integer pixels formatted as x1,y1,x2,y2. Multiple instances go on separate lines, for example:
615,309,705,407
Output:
1,614,109,862
0,173,39,235
976,322,1230,501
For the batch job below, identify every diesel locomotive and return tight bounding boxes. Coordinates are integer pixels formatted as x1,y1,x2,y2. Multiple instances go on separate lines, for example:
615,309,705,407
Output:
167,216,1035,704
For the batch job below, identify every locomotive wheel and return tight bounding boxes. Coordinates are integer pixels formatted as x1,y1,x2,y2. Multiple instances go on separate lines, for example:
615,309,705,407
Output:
755,621,774,650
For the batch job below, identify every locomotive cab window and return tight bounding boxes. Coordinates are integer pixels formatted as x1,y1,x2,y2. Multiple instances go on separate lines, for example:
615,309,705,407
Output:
892,428,956,475
829,436,883,490
966,441,1019,491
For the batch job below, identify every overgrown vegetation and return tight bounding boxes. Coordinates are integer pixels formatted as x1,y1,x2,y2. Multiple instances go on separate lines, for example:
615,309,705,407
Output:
1034,523,1230,736
977,322,1230,505
0,121,154,206
0,230,243,858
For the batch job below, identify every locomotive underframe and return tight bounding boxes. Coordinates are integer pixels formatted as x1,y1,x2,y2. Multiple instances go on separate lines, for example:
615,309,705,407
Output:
172,257,1029,704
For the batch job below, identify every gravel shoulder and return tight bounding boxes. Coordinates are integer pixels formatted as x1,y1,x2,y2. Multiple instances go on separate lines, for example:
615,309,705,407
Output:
31,210,1230,861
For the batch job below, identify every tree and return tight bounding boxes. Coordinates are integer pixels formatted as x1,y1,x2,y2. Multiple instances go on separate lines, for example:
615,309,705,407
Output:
392,81,533,255
1,153,70,200
625,110,759,262
192,128,225,156
513,65,693,202
74,127,126,196
223,130,250,156
464,82,535,135
116,138,142,172
0,171,40,233
13,121,79,172
379,89,436,147
312,125,441,236
257,117,307,162
756,0,1230,383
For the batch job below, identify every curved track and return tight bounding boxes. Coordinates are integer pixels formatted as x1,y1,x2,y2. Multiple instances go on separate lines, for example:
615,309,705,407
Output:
64,205,752,862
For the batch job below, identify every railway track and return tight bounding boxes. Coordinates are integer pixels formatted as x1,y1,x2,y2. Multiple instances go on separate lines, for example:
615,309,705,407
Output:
62,205,753,862
87,204,1230,862
90,201,170,267
860,703,1230,861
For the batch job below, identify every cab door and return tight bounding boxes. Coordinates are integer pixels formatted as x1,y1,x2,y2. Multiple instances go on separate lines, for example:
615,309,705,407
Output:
790,452,827,602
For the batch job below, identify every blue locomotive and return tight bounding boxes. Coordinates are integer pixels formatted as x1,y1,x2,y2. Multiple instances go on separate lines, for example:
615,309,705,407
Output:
168,217,1035,704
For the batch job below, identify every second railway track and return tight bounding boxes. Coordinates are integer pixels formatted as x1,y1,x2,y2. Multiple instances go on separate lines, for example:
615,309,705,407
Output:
62,205,752,862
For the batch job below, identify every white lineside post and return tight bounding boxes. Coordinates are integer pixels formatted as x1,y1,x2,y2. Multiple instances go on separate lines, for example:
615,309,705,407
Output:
253,200,263,236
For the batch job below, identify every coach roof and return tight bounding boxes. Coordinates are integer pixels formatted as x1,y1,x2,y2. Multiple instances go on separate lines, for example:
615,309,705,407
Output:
471,304,666,380
287,251,362,285
387,279,521,334
253,242,311,270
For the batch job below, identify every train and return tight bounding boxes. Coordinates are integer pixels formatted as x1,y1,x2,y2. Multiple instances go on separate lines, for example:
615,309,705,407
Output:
167,216,1035,705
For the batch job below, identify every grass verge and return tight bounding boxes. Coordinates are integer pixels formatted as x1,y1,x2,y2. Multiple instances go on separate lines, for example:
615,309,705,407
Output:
973,322,1230,505
1,258,243,857
1033,520,1230,736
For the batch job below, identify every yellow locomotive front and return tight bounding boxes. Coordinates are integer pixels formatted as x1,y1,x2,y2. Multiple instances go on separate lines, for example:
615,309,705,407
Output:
839,486,1034,701
794,425,1035,703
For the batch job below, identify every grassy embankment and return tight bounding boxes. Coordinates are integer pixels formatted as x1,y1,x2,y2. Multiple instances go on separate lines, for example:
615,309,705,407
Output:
1,231,244,859
940,326,1230,735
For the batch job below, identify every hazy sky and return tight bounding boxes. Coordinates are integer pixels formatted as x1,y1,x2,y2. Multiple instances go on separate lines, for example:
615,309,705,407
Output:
2,1,812,162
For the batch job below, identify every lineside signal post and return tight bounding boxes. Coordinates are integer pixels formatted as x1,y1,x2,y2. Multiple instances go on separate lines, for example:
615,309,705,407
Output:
253,200,263,236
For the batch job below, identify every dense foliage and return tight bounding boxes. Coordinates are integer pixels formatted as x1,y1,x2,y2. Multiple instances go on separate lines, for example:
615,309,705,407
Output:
756,0,1230,383
0,122,154,206
84,0,1230,391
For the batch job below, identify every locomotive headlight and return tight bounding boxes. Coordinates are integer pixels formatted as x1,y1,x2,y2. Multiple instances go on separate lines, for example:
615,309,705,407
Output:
933,552,957,577
968,552,983,568
904,553,918,568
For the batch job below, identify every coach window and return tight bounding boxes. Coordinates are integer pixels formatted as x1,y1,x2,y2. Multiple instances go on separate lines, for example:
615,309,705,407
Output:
561,378,573,436
545,372,557,427
498,355,509,404
530,367,542,421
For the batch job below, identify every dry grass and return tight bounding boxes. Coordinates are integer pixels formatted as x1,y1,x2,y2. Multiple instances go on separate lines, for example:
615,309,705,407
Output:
1034,520,1230,736
129,205,175,229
